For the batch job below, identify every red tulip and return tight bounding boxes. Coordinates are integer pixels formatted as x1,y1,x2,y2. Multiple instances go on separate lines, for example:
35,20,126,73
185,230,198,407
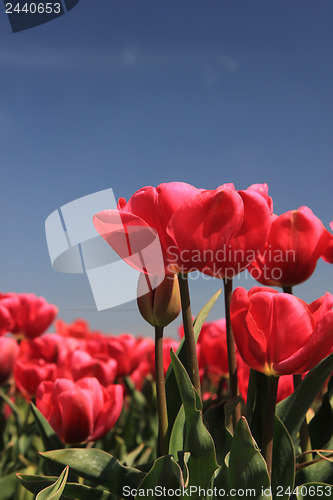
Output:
69,350,118,386
105,334,142,377
55,319,104,340
0,294,19,335
13,334,68,397
196,319,229,377
322,221,333,264
0,336,19,385
93,182,200,275
0,293,58,339
249,207,331,287
230,287,333,376
0,305,13,336
36,377,123,444
93,182,272,279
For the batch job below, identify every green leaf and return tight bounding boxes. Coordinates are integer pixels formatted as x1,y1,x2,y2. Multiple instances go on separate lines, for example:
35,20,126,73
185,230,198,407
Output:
36,466,68,500
295,482,333,500
296,459,333,485
135,455,184,499
204,401,233,465
0,472,21,500
30,403,63,452
40,448,145,496
17,474,116,500
276,354,333,441
165,289,222,435
170,350,218,496
309,375,333,450
215,418,272,500
0,389,22,430
169,406,186,459
229,418,271,499
271,416,295,500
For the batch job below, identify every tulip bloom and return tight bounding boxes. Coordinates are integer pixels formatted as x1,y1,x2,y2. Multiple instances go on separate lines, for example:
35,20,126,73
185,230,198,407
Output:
137,274,181,328
322,220,333,264
0,337,19,385
249,207,331,287
0,294,19,335
36,377,123,444
0,293,58,339
196,319,229,377
230,287,333,376
93,182,272,279
69,350,118,386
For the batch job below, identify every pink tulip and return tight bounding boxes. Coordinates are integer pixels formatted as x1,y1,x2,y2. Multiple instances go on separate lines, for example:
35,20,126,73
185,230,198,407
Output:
36,377,123,444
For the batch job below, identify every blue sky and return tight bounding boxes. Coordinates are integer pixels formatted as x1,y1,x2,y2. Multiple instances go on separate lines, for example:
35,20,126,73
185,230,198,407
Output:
1,1,332,338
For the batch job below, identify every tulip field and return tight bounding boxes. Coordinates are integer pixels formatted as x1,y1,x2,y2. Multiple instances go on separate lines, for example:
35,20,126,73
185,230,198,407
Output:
0,182,332,500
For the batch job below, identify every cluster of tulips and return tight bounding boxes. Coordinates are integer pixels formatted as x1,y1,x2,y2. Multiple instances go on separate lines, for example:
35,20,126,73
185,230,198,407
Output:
1,181,332,499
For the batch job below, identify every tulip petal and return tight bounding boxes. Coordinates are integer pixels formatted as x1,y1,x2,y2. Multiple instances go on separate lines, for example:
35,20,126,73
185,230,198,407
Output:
231,287,267,372
90,385,123,441
248,292,315,367
225,189,272,273
93,209,164,275
168,189,244,274
58,388,94,444
274,310,333,374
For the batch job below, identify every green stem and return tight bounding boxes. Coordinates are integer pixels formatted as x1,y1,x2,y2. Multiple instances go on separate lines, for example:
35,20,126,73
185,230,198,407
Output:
178,273,201,397
262,376,279,479
155,326,168,456
283,286,312,462
224,277,241,429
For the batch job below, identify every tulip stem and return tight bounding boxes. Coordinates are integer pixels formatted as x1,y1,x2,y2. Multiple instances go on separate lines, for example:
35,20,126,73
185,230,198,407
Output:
283,286,313,462
178,273,201,397
223,278,241,429
262,375,279,479
155,326,168,456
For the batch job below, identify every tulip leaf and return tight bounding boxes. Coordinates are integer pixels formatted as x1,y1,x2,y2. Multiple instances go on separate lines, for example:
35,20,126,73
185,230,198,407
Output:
165,289,221,441
214,418,271,499
135,455,184,499
36,465,68,500
17,473,117,499
276,353,333,441
40,448,146,495
229,418,271,499
169,406,186,459
295,459,333,486
0,472,21,500
203,401,233,465
271,415,295,500
294,482,333,500
170,349,219,496
308,374,333,450
30,403,63,452
0,389,22,430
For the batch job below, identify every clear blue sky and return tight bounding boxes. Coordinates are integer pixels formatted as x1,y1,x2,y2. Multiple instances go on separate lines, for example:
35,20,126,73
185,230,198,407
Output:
1,1,332,338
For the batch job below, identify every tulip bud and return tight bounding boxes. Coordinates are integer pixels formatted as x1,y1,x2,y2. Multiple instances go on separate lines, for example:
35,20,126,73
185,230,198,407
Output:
137,274,181,328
